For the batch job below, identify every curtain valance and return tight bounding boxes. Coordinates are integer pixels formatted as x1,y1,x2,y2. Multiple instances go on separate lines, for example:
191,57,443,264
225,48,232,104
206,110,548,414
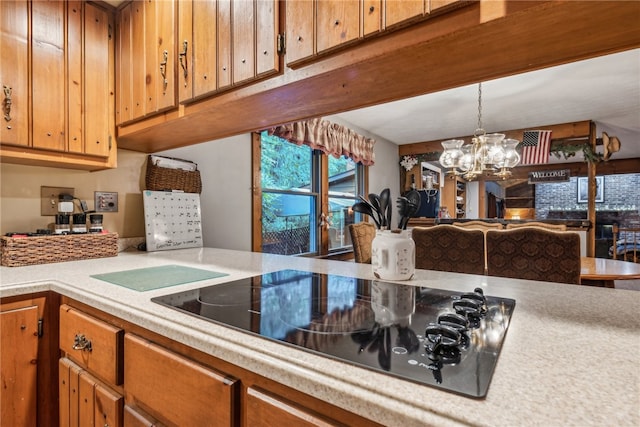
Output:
268,118,376,165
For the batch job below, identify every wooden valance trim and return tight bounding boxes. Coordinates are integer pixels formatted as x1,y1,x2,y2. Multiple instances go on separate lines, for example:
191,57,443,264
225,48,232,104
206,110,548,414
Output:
268,118,376,165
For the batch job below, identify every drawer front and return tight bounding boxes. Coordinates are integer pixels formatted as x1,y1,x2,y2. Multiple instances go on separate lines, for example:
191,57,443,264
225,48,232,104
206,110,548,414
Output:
59,304,124,385
125,333,238,427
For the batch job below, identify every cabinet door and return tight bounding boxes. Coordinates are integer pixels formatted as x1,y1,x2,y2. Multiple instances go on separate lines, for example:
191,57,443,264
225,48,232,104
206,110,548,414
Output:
31,0,66,151
177,0,193,102
385,0,425,28
150,0,176,112
285,0,315,64
0,0,29,147
61,357,124,427
131,1,145,119
245,386,339,427
316,0,359,53
84,2,111,157
233,0,255,84
78,371,96,427
218,0,232,90
362,0,381,37
117,3,133,124
192,0,217,98
95,381,124,427
256,0,279,77
0,305,39,427
125,333,238,427
67,1,83,153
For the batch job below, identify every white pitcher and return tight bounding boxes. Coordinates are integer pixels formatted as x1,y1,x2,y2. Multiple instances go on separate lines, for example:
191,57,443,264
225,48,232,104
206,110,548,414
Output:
371,229,415,281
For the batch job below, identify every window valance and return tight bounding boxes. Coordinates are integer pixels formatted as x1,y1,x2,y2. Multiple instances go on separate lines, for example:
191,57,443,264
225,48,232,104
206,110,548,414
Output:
268,118,376,165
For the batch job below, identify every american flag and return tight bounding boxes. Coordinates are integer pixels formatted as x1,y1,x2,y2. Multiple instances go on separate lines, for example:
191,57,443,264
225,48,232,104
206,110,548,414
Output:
520,130,552,165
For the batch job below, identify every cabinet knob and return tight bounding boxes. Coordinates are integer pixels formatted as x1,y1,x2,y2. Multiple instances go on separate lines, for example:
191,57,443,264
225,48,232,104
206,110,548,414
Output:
241,59,246,64
369,6,375,13
72,334,92,352
334,20,340,26
297,36,303,42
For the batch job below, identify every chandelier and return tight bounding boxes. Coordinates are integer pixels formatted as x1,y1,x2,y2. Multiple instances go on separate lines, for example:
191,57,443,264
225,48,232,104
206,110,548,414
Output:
439,83,520,180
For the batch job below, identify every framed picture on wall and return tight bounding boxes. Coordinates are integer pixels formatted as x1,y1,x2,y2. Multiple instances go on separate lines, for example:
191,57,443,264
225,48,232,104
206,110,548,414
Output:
577,176,604,203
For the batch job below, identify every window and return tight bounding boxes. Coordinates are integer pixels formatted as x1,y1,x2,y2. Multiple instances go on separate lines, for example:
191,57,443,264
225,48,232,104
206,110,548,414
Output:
253,131,366,257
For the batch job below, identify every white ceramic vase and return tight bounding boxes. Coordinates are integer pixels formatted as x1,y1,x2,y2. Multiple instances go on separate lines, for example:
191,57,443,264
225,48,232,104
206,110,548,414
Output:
371,229,415,281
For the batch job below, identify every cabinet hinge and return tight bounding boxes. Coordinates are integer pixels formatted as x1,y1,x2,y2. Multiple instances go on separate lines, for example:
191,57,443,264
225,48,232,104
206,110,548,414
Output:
109,134,112,151
37,318,44,338
108,24,113,40
277,33,285,55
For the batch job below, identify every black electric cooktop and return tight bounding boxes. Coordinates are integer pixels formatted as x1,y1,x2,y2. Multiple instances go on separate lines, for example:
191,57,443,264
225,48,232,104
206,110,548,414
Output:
152,269,516,398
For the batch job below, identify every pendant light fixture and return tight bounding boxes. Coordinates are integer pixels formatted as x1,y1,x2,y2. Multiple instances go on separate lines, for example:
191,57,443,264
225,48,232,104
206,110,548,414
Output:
439,83,521,180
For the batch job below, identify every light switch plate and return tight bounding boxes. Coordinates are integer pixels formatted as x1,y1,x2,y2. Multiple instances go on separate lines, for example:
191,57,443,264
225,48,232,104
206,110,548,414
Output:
95,191,118,212
41,186,75,216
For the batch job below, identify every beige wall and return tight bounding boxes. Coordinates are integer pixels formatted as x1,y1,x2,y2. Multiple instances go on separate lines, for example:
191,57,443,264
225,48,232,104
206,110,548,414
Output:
0,149,148,237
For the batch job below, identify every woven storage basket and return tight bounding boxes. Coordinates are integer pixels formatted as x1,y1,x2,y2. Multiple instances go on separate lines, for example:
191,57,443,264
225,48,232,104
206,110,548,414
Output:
145,156,202,193
1,232,118,267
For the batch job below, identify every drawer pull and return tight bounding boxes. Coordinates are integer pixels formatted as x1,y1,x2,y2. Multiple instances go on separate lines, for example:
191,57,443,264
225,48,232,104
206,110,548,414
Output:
72,334,92,352
3,85,12,122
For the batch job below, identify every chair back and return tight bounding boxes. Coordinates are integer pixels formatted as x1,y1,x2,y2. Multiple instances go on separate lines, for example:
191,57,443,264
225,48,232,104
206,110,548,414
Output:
505,222,567,231
452,221,503,231
413,225,485,275
486,228,581,284
348,222,376,264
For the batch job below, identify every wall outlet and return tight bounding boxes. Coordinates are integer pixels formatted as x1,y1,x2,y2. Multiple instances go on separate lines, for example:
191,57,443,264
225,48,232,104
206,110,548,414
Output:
41,186,75,216
95,191,118,212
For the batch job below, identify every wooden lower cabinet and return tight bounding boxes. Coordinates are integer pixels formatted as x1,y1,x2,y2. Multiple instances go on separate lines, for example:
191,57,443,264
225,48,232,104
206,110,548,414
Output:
1,293,58,427
59,298,382,427
245,386,343,427
124,333,238,426
1,304,39,427
59,357,124,427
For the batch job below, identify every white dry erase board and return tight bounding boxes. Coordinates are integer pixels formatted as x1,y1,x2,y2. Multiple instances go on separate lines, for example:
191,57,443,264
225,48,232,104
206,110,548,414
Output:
142,190,203,251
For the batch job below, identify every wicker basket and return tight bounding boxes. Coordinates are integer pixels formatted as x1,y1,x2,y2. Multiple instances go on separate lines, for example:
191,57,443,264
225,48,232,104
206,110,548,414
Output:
145,155,202,193
1,232,119,267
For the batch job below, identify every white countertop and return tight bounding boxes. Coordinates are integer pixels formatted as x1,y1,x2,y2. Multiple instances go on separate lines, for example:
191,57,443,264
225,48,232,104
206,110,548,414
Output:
1,248,639,427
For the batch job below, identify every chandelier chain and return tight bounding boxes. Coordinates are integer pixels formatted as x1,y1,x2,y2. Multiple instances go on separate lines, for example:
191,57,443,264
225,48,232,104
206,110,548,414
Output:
477,82,483,132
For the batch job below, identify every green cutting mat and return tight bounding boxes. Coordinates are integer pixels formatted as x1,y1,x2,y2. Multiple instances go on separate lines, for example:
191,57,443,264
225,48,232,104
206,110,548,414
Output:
91,265,228,292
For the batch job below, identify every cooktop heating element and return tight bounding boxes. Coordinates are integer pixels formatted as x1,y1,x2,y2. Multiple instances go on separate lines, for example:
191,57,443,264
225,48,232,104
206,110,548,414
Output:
152,269,516,398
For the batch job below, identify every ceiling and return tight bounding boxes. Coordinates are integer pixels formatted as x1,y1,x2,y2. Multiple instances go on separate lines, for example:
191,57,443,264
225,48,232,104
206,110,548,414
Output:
330,49,640,162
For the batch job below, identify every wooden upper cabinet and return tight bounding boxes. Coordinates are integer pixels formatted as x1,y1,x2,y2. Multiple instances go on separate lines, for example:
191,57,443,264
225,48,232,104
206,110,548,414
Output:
316,0,359,53
363,1,382,37
233,0,255,84
190,0,218,98
31,0,66,151
385,0,425,28
218,0,232,90
117,0,176,123
177,0,192,101
67,1,83,154
147,0,177,113
130,1,145,120
285,0,315,64
0,0,29,147
84,3,111,157
116,2,133,124
256,0,279,77
175,0,279,102
1,0,114,170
